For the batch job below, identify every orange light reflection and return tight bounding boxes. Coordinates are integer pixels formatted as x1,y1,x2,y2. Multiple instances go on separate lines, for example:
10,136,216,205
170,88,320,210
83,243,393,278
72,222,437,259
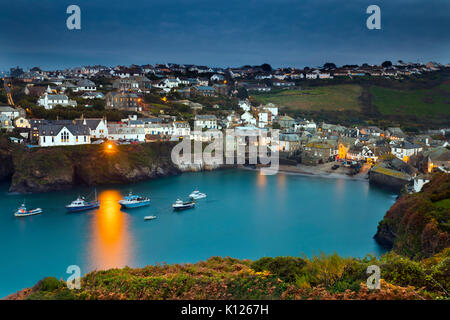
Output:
89,190,133,270
257,172,267,188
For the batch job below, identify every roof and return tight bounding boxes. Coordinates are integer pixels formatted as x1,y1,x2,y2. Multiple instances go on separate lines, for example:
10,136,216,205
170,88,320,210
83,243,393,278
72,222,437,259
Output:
46,94,69,100
278,115,295,121
194,86,215,91
392,141,422,150
140,118,163,123
77,79,96,87
426,147,450,162
174,121,189,128
108,126,145,135
195,115,217,120
129,120,144,125
0,106,17,113
39,124,90,137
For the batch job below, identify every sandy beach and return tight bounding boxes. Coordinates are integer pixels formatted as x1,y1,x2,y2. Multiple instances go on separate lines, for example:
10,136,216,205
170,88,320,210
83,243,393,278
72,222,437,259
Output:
240,162,370,181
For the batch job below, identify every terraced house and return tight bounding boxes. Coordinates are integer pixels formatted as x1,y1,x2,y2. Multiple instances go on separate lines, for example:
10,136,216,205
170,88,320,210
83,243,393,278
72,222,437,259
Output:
194,115,218,129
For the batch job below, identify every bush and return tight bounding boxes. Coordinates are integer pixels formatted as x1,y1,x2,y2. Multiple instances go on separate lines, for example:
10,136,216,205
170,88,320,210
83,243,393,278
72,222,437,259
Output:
251,256,306,283
37,277,63,292
381,254,427,288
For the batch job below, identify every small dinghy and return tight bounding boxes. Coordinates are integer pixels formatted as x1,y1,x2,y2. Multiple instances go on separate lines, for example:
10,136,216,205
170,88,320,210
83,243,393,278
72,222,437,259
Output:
14,204,42,217
144,216,157,220
172,199,195,210
189,190,207,200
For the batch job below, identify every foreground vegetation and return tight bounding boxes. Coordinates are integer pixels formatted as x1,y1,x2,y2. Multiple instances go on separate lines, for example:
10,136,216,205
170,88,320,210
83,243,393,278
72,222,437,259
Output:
14,249,449,300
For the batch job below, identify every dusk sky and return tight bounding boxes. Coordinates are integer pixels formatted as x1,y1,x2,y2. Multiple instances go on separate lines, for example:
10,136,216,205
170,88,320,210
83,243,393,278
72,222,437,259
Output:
0,0,449,70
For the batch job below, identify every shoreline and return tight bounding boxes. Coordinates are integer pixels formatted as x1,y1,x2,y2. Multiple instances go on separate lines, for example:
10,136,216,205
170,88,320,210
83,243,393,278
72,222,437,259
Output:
239,162,370,182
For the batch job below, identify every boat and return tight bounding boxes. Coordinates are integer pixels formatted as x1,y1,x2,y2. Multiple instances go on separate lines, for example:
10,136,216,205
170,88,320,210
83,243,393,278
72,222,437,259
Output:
189,190,207,200
172,199,195,210
14,204,42,217
119,192,151,209
144,216,157,220
66,189,100,212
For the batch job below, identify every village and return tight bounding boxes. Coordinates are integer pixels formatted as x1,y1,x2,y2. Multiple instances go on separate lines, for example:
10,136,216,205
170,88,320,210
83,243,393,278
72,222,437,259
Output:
1,60,449,193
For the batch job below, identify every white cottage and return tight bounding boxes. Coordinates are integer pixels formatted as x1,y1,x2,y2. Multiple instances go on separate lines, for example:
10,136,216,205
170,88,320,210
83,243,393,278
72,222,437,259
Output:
37,93,77,110
107,124,146,141
38,124,91,147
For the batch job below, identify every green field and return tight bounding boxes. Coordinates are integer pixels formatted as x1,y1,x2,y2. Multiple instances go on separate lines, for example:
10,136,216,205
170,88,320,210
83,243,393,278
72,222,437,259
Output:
371,83,450,117
251,84,363,112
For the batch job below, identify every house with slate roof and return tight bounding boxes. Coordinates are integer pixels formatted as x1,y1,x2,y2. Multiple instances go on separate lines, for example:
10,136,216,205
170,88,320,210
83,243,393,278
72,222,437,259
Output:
37,93,77,109
75,79,96,92
38,123,91,147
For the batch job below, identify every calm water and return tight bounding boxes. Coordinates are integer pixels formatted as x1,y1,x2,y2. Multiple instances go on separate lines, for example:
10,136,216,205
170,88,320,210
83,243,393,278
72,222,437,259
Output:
0,169,396,297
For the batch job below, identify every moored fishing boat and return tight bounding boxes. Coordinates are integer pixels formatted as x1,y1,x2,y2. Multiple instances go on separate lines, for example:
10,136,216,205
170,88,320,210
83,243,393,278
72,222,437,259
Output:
172,199,195,210
14,204,42,217
144,215,157,220
119,192,151,209
66,189,100,213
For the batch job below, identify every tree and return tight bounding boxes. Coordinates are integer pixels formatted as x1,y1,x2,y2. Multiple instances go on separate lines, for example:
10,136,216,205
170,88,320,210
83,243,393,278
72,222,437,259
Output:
260,63,272,72
382,61,393,68
323,62,336,70
237,87,248,100
272,122,281,129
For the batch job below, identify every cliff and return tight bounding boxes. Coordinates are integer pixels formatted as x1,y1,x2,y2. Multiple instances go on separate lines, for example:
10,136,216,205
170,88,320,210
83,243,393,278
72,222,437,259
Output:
0,137,14,181
7,250,450,300
374,173,450,258
8,142,183,193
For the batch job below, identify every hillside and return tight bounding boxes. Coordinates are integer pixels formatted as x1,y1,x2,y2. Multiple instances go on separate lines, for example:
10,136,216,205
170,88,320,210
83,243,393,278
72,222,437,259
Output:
7,251,449,300
250,71,450,129
371,83,450,117
251,84,362,112
375,173,450,258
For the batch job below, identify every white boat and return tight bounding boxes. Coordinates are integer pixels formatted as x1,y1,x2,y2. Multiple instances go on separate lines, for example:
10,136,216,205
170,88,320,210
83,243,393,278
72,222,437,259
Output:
66,189,100,212
14,204,42,217
144,216,157,220
118,192,151,209
172,199,195,210
189,190,207,200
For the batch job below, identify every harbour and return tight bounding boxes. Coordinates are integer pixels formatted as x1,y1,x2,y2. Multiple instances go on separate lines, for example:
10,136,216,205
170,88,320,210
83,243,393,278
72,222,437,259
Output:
0,169,396,297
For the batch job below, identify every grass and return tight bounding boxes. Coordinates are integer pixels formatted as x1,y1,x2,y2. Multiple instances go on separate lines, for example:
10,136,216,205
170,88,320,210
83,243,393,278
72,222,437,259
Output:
251,85,363,112
434,199,450,209
370,83,450,117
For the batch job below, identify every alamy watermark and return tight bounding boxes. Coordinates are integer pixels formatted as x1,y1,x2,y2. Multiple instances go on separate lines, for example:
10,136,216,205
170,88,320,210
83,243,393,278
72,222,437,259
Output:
66,5,81,30
366,5,381,30
366,265,381,290
66,265,81,290
171,128,280,175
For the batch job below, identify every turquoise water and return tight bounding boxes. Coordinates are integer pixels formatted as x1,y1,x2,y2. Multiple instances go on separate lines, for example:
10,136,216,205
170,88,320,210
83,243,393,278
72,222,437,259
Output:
0,169,396,297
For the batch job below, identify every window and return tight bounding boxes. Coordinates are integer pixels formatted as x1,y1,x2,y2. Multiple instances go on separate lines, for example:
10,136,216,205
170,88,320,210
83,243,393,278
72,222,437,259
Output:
61,131,69,143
